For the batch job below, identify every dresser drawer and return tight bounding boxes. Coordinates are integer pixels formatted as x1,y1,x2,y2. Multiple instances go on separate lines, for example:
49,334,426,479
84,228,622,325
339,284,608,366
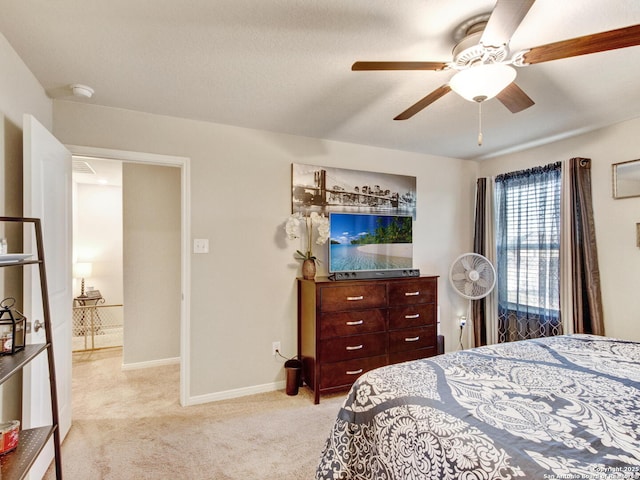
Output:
389,346,437,364
298,276,439,403
320,309,386,339
319,355,387,389
388,279,436,306
320,332,386,363
389,325,437,353
319,284,387,312
388,304,436,329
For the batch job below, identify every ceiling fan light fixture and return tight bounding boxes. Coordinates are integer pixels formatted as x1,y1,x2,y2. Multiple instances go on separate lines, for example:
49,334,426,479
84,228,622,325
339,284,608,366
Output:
449,64,516,102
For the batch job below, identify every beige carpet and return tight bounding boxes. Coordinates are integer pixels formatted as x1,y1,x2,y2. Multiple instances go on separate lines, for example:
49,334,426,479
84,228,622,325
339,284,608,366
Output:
44,348,345,480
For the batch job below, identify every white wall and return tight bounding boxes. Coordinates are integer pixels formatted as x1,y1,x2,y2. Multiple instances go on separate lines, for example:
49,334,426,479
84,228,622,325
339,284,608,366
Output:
0,34,51,131
478,117,640,342
122,163,181,365
74,182,123,303
52,100,478,401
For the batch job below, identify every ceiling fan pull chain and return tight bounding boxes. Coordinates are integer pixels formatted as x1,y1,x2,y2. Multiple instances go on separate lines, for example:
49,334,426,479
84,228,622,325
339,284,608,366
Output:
477,101,483,146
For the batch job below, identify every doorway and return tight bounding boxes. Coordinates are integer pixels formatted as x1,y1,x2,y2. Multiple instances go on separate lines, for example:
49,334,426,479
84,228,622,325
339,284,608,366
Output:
72,158,124,353
68,145,191,406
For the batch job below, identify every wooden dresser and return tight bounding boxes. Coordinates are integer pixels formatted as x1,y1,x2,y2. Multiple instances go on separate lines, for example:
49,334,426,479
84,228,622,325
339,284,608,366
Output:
297,275,438,403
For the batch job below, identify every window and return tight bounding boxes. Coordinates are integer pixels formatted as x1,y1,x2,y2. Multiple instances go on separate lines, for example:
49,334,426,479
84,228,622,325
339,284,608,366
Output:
495,162,562,342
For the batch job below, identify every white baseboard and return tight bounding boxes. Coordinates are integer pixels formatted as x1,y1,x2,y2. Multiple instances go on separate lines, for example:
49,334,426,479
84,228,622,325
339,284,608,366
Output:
121,356,180,371
184,380,287,406
119,357,288,406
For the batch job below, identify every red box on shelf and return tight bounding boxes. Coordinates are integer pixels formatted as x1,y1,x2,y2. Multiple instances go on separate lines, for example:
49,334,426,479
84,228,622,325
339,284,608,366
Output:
0,420,20,455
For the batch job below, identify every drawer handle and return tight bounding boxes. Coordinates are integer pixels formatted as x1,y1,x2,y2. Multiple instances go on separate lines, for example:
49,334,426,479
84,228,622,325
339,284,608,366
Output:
405,291,420,296
405,336,420,342
346,369,363,375
346,344,364,351
405,314,420,319
347,295,364,301
346,320,364,326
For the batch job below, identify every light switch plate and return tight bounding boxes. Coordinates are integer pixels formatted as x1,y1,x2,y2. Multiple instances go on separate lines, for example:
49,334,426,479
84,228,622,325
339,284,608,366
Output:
193,238,209,254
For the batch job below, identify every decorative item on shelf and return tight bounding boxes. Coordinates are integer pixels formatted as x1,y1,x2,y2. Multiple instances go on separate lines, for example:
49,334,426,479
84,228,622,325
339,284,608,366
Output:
285,211,329,280
73,261,93,297
0,420,19,455
0,297,26,355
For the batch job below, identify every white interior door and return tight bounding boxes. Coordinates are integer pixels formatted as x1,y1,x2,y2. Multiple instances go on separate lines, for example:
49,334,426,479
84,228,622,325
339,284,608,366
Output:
22,114,72,479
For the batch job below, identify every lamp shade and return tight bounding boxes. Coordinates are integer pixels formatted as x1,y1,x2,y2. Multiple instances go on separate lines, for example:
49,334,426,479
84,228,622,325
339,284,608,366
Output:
449,64,517,102
73,262,92,279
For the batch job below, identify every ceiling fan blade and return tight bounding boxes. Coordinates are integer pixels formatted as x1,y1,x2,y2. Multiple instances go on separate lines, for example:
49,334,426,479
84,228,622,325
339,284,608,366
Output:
481,0,536,48
352,61,448,71
393,85,452,120
496,83,535,113
522,24,640,64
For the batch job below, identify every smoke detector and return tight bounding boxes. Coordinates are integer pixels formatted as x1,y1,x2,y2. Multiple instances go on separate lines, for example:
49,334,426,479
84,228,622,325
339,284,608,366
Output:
70,84,94,98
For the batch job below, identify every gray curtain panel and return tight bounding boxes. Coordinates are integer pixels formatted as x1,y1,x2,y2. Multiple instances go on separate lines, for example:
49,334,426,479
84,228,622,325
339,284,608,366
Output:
472,178,487,347
568,157,605,335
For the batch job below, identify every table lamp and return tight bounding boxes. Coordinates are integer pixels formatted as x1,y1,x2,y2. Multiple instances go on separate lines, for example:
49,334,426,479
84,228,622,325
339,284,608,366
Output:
73,262,92,297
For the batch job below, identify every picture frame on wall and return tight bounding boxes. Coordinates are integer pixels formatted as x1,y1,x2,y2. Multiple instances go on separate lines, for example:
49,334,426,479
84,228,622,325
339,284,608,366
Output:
291,163,417,219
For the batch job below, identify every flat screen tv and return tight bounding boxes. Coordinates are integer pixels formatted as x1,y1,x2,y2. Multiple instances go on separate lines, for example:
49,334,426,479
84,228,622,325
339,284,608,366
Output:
328,213,413,273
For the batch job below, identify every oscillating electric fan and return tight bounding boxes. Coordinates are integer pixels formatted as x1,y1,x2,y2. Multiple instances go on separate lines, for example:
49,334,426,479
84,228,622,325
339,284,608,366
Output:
449,253,496,347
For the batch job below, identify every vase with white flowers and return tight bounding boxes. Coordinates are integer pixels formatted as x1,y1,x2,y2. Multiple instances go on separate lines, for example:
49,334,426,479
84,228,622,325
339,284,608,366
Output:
285,211,330,279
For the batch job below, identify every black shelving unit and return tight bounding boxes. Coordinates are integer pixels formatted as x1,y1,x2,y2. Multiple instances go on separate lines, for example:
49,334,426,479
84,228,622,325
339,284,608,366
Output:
0,216,62,480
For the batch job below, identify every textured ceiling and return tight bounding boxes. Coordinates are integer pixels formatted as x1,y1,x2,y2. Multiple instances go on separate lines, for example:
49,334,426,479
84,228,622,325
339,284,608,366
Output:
1,0,639,160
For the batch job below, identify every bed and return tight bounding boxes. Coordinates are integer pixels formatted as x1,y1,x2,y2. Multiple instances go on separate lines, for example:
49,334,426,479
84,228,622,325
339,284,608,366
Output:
316,334,640,479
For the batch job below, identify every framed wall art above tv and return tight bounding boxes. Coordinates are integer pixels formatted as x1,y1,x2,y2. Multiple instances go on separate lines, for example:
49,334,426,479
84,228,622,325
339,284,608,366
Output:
291,163,417,219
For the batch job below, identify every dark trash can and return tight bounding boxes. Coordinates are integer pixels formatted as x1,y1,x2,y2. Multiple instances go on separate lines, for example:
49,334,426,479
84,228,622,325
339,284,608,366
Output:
284,358,302,396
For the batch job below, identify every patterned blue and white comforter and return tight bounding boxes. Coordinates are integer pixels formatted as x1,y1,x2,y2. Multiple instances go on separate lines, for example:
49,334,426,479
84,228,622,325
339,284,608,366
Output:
317,335,640,479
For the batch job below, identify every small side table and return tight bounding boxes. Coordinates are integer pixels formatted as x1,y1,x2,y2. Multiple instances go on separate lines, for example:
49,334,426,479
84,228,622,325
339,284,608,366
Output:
74,292,105,347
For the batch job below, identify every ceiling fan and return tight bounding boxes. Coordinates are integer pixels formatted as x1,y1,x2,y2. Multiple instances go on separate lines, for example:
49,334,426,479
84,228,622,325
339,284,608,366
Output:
353,0,640,121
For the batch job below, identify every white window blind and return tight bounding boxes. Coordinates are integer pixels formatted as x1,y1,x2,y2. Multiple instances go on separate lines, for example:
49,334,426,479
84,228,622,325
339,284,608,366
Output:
502,176,560,310
495,162,562,342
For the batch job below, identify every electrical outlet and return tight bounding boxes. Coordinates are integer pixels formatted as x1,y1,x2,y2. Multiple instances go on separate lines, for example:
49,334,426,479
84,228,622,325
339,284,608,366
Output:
459,316,467,328
272,341,281,356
